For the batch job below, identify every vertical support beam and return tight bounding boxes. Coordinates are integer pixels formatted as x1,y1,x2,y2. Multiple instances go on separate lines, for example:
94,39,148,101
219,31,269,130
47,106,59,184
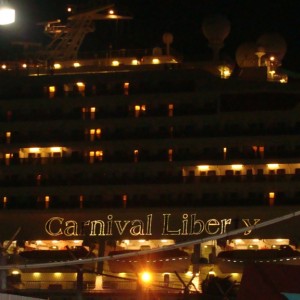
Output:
96,239,105,274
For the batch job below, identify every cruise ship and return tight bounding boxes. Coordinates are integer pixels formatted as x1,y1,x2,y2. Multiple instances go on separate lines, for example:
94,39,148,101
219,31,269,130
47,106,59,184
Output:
0,2,300,299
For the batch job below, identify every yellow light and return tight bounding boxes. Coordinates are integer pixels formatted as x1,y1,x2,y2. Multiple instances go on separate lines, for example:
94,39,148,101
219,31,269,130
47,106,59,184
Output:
73,62,80,68
33,272,41,277
90,107,96,113
267,163,279,169
141,272,152,284
108,9,114,15
208,271,216,276
22,64,27,68
53,63,62,69
1,64,6,69
49,86,56,93
12,270,19,275
198,165,209,171
50,147,61,152
152,58,160,64
112,60,120,66
54,272,62,277
131,59,139,65
268,192,275,199
0,7,15,25
232,164,243,170
29,147,40,153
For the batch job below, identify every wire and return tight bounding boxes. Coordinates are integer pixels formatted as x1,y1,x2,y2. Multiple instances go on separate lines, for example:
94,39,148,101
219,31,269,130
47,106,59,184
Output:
1,210,300,271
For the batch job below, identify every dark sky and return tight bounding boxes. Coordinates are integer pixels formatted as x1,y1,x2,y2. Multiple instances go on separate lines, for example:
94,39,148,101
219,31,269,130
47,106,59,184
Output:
2,0,300,70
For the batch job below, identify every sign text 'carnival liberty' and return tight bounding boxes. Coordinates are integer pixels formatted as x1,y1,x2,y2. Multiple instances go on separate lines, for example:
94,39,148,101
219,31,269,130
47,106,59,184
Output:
45,213,261,238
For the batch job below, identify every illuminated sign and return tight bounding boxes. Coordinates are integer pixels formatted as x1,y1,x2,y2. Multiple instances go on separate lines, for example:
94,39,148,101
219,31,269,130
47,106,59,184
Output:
45,213,261,238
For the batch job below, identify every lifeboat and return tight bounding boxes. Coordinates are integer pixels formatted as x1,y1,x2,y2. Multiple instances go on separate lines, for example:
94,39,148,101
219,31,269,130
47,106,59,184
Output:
216,245,300,273
108,248,190,273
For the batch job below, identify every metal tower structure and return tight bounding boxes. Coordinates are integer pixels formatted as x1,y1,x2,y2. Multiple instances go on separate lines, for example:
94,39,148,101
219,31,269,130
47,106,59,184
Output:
40,4,132,61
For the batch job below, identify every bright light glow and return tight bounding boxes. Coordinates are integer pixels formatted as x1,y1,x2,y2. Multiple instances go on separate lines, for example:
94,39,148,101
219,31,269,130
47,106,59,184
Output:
73,62,80,68
33,272,41,277
49,86,56,93
0,7,15,25
269,192,275,199
76,82,84,87
1,64,6,69
232,164,243,170
198,165,209,171
12,270,19,275
108,9,114,15
140,272,152,284
53,63,62,69
22,64,27,68
112,60,120,66
131,59,140,65
29,147,40,153
54,272,62,277
152,58,160,64
267,163,279,169
208,270,216,276
219,65,232,79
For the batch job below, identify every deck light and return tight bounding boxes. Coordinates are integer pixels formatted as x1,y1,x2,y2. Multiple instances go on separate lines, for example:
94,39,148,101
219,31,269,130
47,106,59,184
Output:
0,1,15,25
140,272,152,284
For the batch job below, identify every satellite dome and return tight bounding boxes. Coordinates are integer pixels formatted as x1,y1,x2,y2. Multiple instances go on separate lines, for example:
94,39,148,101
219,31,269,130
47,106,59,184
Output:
235,42,258,68
162,32,174,45
257,33,287,61
202,14,231,44
202,14,231,60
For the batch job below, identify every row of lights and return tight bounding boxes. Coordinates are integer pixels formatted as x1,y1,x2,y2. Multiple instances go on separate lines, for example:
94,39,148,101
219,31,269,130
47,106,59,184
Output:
197,163,281,171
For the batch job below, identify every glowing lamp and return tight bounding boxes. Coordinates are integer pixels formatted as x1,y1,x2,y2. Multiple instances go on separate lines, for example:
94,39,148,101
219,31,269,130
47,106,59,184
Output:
0,3,15,25
140,272,152,284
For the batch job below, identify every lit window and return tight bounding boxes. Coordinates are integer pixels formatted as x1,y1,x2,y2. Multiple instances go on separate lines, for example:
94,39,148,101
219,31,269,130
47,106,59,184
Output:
90,107,96,119
168,149,173,162
45,196,50,209
49,85,56,98
6,131,11,144
223,147,227,159
96,128,101,138
76,82,85,96
79,195,84,209
124,82,129,95
122,194,127,208
134,149,139,162
3,196,7,209
96,150,103,161
90,129,95,141
168,104,174,117
269,192,275,206
89,151,95,163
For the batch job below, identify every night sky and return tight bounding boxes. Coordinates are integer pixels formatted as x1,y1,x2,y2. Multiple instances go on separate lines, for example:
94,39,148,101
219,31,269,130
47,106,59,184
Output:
2,0,300,70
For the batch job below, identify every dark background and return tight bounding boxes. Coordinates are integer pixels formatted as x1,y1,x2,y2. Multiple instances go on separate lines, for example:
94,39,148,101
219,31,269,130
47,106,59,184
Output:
1,0,300,70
